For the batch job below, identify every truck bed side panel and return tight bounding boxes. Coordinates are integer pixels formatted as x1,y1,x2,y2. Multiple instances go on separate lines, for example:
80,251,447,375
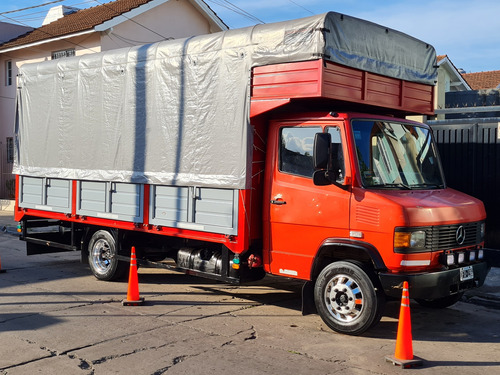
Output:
18,176,72,214
252,60,434,116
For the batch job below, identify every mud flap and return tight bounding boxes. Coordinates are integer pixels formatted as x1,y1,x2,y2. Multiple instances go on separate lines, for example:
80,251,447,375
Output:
301,280,317,315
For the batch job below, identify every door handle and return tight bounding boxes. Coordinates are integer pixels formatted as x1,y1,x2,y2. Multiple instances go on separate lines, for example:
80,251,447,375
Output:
271,194,286,205
270,199,286,205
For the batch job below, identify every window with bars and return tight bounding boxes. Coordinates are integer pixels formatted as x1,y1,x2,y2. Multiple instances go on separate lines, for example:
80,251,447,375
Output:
5,60,12,86
7,137,14,163
52,49,75,60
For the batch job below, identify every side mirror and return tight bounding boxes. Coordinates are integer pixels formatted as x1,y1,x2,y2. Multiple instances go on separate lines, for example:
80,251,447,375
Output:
313,132,350,188
313,170,331,186
313,132,331,170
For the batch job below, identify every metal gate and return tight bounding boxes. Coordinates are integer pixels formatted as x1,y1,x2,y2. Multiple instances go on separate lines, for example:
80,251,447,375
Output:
429,119,500,248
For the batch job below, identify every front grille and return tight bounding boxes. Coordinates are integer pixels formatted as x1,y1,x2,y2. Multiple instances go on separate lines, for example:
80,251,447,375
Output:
425,222,482,251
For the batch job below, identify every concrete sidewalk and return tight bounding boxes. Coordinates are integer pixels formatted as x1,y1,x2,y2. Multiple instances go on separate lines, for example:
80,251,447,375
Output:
1,200,498,304
0,200,16,231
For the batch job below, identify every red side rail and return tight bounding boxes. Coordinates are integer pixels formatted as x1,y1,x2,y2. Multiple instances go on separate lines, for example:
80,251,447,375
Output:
15,178,251,254
251,59,434,116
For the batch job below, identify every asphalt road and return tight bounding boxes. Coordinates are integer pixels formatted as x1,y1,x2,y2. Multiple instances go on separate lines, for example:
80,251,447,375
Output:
1,228,500,375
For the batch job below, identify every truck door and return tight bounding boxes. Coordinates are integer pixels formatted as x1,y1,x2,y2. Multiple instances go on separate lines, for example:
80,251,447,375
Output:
264,120,351,280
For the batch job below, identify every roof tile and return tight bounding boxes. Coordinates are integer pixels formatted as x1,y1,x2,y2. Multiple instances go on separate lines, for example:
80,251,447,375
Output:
462,71,500,90
0,0,153,50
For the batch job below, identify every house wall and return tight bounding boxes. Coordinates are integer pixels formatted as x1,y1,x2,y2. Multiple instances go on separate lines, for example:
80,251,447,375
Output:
0,33,101,197
0,0,218,199
0,22,33,44
100,0,212,50
435,67,448,120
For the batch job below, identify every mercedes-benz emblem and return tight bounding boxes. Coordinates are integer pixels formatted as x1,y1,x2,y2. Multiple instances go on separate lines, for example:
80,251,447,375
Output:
456,226,466,245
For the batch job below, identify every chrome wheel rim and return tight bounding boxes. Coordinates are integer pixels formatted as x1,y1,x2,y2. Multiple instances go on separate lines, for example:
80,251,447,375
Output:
91,238,112,274
324,274,364,323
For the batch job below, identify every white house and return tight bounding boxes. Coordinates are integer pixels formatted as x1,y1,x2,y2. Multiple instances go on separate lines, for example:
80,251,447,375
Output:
0,21,33,44
0,0,227,198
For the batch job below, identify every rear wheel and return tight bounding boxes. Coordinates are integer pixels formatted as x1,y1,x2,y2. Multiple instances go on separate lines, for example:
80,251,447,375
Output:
314,261,385,335
415,292,464,308
88,230,127,281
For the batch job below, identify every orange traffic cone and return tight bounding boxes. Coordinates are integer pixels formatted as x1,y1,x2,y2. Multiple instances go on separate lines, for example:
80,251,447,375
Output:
122,246,144,306
385,281,423,368
0,254,6,273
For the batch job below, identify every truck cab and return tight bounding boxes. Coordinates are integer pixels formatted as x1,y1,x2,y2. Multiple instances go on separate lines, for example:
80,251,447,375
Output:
262,111,487,334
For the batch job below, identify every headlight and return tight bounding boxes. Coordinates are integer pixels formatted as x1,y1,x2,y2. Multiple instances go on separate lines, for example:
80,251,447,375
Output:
478,249,484,260
480,222,486,241
410,231,426,248
394,229,426,253
469,251,476,262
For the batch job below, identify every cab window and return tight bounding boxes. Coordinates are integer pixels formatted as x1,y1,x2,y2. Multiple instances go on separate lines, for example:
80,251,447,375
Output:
279,127,321,178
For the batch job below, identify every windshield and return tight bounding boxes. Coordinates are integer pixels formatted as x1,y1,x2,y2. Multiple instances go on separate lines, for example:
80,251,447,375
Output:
352,120,445,189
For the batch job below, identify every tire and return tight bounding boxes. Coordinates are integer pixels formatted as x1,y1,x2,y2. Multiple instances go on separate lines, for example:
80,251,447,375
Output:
415,292,464,308
314,261,385,335
88,230,127,281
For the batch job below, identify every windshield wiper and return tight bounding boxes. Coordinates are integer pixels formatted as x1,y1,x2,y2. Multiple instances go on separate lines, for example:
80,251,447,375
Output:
369,183,411,190
409,183,444,189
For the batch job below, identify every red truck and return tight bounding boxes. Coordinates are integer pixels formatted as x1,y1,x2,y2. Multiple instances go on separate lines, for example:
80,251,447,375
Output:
14,12,488,335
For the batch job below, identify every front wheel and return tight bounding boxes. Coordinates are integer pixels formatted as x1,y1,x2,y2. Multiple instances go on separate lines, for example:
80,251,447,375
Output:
88,230,128,281
314,261,385,335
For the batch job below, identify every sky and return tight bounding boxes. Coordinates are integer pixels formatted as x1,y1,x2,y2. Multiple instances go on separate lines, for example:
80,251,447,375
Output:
1,0,499,73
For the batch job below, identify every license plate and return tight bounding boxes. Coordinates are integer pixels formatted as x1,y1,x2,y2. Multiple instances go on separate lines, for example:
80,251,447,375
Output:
460,265,474,281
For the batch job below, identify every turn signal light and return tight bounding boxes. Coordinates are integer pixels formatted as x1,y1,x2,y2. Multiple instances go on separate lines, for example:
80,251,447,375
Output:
394,232,411,248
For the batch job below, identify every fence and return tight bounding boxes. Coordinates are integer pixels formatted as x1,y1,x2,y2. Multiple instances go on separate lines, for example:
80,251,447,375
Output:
429,118,500,248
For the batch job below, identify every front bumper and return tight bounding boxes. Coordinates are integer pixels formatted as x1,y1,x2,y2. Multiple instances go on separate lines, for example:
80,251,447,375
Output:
378,261,489,299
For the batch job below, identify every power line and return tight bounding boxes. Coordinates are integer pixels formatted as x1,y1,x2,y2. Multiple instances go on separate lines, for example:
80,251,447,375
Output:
287,0,314,15
110,31,173,46
0,0,64,16
92,0,171,40
0,0,171,54
0,11,100,54
1,0,99,27
207,0,265,24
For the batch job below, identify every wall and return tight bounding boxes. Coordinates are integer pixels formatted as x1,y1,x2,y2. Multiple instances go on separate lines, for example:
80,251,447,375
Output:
430,119,500,248
0,22,33,44
100,0,212,50
0,0,218,199
0,33,101,198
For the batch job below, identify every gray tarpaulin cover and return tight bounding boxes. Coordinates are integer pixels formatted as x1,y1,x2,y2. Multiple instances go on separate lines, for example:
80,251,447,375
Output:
14,12,437,189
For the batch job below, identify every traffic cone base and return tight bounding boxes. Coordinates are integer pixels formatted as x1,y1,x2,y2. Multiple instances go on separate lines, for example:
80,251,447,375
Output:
122,246,144,306
386,281,423,368
385,354,423,369
122,297,145,306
